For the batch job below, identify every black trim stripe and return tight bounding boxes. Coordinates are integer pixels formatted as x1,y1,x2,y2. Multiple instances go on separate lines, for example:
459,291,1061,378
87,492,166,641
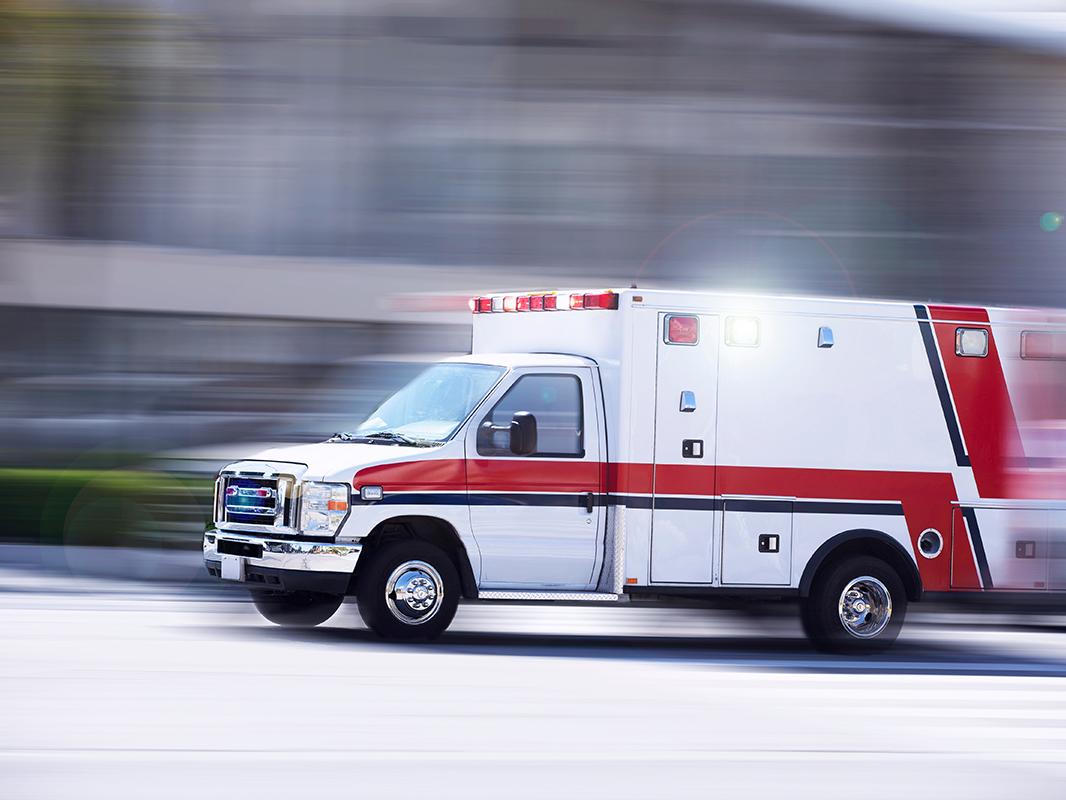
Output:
915,304,971,468
614,496,902,515
373,492,600,508
366,491,902,515
961,506,994,589
792,500,903,516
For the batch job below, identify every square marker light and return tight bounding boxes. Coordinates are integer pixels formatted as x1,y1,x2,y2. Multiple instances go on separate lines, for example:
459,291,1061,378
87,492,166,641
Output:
725,316,760,347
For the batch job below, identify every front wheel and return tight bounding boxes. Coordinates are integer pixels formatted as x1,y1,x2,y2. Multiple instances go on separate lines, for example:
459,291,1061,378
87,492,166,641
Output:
801,555,907,654
251,590,343,627
356,540,460,640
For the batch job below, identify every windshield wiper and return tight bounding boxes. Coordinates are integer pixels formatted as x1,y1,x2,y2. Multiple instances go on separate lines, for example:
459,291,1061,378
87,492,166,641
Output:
331,431,438,447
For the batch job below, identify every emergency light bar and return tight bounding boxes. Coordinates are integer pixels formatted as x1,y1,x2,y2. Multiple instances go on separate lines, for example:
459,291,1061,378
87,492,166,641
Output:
469,290,617,314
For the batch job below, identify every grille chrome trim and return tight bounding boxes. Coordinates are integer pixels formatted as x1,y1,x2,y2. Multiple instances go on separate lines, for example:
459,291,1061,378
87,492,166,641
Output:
214,460,311,536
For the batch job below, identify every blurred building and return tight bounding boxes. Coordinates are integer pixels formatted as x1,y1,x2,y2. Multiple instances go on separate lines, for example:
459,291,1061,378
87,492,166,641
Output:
2,0,1066,459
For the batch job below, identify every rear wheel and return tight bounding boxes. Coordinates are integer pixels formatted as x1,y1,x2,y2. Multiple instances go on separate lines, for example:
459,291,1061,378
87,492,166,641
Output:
356,540,460,641
251,590,343,627
801,555,907,653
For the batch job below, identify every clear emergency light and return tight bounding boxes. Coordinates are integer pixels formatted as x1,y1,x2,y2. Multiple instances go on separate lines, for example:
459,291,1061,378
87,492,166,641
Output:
470,290,617,313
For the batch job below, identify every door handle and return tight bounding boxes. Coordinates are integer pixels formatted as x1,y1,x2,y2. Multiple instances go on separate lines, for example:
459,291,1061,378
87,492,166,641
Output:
584,492,595,513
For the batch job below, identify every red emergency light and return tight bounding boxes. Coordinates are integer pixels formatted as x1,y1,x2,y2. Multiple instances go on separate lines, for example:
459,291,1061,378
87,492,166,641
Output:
582,291,618,310
468,290,614,313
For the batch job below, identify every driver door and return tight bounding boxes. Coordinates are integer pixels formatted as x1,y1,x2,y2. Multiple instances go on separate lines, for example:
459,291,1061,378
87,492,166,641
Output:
466,367,604,589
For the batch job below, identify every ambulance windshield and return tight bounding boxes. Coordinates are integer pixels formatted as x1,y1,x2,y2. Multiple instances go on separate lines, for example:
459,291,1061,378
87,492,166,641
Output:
335,362,505,446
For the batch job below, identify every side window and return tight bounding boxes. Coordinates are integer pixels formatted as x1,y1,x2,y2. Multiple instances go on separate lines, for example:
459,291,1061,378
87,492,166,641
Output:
477,374,584,457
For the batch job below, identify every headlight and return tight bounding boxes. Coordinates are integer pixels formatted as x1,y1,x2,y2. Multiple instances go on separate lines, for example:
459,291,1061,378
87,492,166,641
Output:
299,482,350,534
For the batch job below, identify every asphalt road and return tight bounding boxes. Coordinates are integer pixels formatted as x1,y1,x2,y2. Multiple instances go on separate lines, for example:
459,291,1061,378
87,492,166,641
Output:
4,571,1066,799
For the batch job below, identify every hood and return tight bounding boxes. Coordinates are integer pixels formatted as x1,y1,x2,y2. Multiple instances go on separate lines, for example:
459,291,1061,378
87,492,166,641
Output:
243,441,432,483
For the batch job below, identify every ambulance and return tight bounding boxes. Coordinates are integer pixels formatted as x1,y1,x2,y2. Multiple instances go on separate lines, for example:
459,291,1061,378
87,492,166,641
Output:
204,288,1066,652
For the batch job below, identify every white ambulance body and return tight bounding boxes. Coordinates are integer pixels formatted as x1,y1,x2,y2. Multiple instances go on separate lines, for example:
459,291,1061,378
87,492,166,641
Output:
204,288,1066,651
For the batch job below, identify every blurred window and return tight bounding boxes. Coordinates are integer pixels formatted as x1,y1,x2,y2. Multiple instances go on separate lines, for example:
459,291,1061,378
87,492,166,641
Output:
477,374,584,457
355,363,505,444
1021,331,1066,361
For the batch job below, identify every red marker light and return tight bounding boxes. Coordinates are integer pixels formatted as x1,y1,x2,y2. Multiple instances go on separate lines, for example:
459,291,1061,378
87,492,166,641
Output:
543,294,558,311
529,294,545,311
477,297,493,313
583,291,618,310
516,295,531,312
666,315,699,344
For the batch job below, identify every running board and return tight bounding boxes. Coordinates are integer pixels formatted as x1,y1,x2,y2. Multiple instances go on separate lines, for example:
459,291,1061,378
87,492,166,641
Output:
477,590,620,602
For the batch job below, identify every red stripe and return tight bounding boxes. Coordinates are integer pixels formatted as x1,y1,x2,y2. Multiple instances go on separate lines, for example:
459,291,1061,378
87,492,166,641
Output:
355,458,968,591
719,465,962,591
928,305,1026,500
927,305,989,325
355,459,603,493
354,459,466,492
467,459,602,493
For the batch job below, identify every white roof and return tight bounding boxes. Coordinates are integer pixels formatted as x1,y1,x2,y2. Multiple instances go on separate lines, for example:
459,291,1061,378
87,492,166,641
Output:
444,352,597,369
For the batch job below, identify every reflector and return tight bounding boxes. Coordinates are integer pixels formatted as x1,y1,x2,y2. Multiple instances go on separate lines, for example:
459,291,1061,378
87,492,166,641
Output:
503,295,518,312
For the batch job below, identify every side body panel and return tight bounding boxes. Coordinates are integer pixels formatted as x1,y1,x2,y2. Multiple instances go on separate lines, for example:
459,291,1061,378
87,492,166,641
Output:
650,313,720,584
463,290,1066,598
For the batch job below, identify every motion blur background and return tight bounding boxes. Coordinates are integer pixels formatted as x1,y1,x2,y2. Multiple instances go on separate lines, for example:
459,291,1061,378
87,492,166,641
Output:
8,4,1066,798
0,1,1061,558
2,0,1066,561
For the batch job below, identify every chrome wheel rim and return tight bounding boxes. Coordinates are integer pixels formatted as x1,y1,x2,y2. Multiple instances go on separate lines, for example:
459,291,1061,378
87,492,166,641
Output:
837,575,892,639
386,560,443,625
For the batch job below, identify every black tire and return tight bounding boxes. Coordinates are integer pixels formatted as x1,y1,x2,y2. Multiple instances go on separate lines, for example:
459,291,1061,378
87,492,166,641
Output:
356,540,460,641
251,590,343,627
801,555,908,654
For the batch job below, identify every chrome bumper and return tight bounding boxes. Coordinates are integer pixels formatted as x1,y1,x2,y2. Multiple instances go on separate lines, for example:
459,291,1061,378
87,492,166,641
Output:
203,529,362,593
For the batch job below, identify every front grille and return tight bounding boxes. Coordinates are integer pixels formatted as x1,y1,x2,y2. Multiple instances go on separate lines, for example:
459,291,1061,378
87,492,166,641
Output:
216,474,294,528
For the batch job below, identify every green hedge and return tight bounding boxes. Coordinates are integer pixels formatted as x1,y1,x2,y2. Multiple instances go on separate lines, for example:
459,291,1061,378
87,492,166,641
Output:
0,469,211,549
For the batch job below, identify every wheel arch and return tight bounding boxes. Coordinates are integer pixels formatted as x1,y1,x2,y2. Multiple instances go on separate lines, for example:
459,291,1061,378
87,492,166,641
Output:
356,515,478,598
798,528,922,602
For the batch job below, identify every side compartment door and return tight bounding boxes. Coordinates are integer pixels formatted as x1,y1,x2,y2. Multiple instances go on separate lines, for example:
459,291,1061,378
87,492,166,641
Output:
721,497,794,586
651,313,719,584
953,505,1048,591
467,368,604,589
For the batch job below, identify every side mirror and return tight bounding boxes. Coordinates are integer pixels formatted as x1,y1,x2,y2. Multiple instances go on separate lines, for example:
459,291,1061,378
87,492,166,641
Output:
509,411,537,456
